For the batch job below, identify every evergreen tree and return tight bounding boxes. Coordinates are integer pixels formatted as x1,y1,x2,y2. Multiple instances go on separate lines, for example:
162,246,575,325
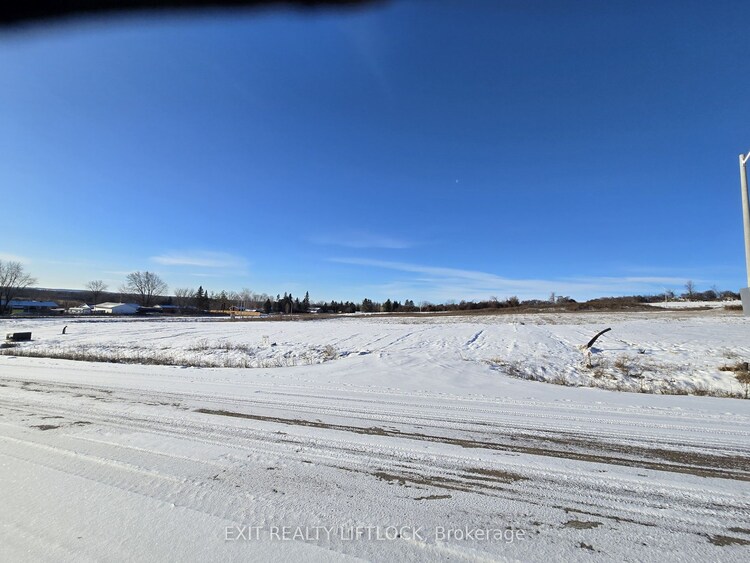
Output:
195,286,210,312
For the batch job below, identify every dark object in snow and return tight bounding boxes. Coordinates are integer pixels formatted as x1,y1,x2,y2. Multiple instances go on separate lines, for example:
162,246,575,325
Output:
6,332,32,342
62,325,68,334
585,328,611,350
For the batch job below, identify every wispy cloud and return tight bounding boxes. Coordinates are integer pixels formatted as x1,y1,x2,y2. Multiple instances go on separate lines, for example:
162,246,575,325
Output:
0,252,30,263
150,251,247,269
310,232,413,250
332,258,490,278
330,257,693,301
337,18,393,101
187,272,224,278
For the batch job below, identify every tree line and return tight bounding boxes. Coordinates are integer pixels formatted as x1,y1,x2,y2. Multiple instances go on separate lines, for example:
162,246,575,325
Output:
80,275,749,314
0,260,744,316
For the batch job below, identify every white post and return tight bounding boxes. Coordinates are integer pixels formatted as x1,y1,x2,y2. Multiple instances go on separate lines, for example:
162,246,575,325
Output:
740,151,750,315
740,152,750,286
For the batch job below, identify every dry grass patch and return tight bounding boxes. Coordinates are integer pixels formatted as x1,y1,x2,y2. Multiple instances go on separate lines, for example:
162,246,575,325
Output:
719,361,750,398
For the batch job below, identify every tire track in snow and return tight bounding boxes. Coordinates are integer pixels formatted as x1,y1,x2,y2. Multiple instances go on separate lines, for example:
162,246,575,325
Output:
3,376,749,449
2,380,748,482
1,393,748,546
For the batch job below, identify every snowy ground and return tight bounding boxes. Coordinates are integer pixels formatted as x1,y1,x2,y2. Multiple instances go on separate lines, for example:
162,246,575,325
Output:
1,311,749,561
645,299,742,310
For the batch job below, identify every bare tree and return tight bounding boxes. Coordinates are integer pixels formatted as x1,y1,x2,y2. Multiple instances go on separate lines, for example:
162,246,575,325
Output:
239,288,255,309
0,260,37,315
709,284,720,301
684,280,696,301
227,290,240,309
85,280,108,305
122,271,168,306
173,287,195,309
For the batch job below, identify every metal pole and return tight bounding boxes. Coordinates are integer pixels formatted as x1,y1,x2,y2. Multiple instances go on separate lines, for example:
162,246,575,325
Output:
740,152,750,287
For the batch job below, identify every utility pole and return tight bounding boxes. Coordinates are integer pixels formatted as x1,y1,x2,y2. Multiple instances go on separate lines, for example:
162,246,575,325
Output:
740,150,750,315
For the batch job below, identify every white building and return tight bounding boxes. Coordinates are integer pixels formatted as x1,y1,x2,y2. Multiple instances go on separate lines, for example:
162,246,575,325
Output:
93,302,140,315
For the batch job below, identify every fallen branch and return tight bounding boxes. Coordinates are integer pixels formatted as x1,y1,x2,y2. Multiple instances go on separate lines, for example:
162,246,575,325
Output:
579,328,612,368
585,328,611,350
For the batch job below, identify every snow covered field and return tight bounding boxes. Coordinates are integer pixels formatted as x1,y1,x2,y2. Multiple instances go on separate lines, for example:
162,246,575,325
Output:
1,311,749,561
645,300,742,310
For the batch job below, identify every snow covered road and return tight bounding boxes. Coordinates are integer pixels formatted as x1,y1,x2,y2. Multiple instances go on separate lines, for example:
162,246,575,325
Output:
1,313,749,561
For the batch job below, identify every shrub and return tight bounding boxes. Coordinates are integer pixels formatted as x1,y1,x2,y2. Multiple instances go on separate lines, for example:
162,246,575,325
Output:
736,371,750,399
718,361,750,399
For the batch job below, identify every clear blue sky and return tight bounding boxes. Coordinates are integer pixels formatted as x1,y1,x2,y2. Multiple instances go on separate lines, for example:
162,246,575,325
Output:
1,0,749,303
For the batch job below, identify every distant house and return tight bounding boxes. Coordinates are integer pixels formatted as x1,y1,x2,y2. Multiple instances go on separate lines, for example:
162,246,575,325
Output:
8,300,59,314
93,302,140,315
68,304,93,315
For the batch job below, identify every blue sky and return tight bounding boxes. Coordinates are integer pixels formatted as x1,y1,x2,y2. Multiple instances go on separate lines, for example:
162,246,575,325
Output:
1,0,749,303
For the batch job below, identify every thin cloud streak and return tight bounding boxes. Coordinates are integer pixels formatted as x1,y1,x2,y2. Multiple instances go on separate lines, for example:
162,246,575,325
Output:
187,272,224,278
151,251,247,269
310,233,412,249
330,257,693,301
